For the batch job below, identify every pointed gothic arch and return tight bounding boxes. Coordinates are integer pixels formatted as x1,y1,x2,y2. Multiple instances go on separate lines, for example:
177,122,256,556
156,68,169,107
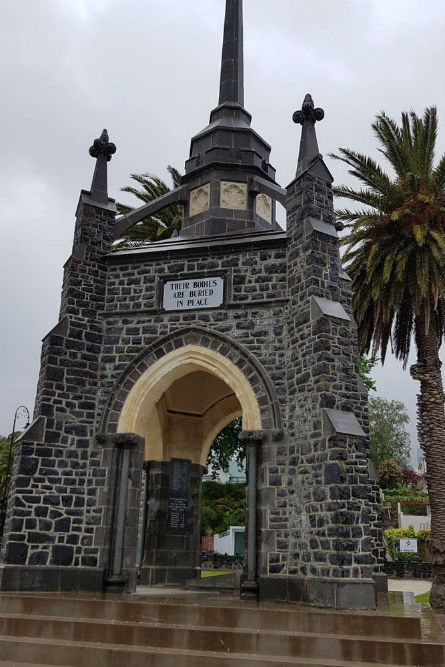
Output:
100,327,282,449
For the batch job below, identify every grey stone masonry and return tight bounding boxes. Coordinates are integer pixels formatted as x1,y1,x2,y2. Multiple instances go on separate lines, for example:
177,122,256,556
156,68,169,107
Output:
0,191,116,585
260,162,378,607
140,460,204,585
96,432,144,593
0,2,386,606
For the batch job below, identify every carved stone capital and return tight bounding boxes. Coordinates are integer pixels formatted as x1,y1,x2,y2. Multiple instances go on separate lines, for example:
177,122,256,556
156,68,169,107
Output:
112,433,141,449
238,430,266,445
89,129,116,162
292,94,324,125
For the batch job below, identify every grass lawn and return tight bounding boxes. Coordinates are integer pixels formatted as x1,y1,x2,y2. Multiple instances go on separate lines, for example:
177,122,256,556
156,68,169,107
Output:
201,570,230,578
414,591,430,604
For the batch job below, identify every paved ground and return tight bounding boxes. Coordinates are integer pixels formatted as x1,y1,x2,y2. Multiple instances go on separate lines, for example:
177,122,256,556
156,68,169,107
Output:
388,579,432,595
137,580,433,598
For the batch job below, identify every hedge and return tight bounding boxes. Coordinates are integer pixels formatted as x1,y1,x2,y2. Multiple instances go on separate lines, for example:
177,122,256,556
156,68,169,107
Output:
384,526,430,561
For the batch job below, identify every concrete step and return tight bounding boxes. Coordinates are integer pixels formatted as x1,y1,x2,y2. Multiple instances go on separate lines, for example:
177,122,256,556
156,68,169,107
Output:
0,593,443,667
0,635,423,667
0,593,422,640
0,612,443,666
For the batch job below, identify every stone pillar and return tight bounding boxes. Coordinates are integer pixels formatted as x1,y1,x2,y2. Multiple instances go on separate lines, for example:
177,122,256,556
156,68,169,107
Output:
135,461,150,575
240,430,265,600
103,433,144,593
254,96,379,609
140,459,204,585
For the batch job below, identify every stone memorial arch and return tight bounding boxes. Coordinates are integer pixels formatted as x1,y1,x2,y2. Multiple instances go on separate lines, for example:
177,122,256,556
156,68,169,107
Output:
100,329,279,592
0,0,386,608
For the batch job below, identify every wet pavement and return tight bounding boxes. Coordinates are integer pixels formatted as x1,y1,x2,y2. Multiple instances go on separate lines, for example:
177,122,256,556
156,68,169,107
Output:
388,578,432,595
0,586,443,666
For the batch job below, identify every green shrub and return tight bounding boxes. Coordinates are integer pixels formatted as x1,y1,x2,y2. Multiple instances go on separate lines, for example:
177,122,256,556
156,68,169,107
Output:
383,486,429,517
384,526,430,561
201,481,246,536
384,485,429,503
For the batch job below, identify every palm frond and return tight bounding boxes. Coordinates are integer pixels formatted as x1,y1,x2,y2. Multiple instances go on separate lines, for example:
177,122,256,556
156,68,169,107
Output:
116,167,183,248
334,106,445,364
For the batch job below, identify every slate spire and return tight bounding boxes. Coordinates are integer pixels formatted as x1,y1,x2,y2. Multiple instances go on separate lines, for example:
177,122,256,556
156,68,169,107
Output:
218,0,244,107
88,129,116,204
181,0,279,237
293,94,325,178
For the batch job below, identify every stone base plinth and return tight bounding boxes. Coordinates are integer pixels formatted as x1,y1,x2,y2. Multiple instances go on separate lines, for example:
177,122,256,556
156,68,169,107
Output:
0,565,104,593
240,578,259,600
140,565,199,586
373,572,389,593
259,575,377,610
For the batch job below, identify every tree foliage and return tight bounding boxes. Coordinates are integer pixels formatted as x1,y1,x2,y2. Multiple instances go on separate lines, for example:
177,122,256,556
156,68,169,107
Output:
201,481,245,536
378,459,402,489
115,166,182,249
0,433,19,494
369,397,410,469
206,418,243,479
331,107,445,607
400,467,424,488
331,107,445,366
358,354,377,391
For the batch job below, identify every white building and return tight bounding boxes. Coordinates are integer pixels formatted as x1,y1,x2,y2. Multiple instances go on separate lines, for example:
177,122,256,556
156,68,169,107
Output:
397,503,431,531
214,526,245,556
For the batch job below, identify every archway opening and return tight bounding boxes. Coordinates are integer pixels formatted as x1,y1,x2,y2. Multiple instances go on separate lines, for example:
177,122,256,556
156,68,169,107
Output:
201,416,246,567
117,344,261,463
116,345,261,586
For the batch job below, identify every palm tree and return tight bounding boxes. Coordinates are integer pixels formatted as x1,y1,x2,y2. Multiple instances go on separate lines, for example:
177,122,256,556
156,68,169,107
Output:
330,107,445,610
115,166,182,248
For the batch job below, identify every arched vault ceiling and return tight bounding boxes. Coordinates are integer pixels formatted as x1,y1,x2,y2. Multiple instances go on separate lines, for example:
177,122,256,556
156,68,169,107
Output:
163,370,235,416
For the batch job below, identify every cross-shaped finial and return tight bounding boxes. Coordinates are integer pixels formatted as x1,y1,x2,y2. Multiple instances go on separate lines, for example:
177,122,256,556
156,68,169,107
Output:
89,129,116,162
292,94,324,126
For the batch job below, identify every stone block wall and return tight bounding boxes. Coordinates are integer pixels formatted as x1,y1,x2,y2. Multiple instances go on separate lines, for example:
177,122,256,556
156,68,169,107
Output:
97,236,288,427
254,168,378,607
1,177,383,604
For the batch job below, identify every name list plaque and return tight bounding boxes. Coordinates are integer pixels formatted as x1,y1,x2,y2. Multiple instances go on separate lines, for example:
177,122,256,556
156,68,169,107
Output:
166,458,190,535
163,277,224,311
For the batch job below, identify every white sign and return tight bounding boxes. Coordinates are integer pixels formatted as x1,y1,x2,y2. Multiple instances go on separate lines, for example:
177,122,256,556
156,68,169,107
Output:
163,277,224,311
400,538,418,553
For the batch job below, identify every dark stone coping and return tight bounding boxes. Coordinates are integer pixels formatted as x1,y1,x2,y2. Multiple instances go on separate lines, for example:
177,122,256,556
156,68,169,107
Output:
107,229,287,263
77,189,116,213
373,572,389,593
259,575,376,610
0,565,104,593
185,571,238,590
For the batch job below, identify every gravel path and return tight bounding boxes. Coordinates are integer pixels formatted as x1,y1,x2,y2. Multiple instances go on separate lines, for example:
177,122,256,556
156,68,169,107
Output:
388,579,431,595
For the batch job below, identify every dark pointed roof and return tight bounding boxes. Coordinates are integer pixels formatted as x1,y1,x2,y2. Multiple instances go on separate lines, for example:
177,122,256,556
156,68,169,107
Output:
219,0,244,106
293,94,332,181
88,129,116,204
184,0,275,183
113,0,283,243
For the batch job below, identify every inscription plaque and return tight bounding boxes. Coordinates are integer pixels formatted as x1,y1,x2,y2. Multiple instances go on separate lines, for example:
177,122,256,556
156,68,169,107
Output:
163,276,224,311
400,539,418,553
323,408,366,437
167,458,189,535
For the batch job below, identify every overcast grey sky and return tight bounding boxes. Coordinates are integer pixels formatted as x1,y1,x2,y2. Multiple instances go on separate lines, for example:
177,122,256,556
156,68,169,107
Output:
1,0,444,465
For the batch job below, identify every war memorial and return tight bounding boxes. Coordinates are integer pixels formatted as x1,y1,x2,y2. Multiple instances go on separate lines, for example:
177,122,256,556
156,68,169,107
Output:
0,0,387,610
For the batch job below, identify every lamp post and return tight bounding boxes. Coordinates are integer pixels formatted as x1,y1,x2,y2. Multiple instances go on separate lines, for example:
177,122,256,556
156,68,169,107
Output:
0,405,30,536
